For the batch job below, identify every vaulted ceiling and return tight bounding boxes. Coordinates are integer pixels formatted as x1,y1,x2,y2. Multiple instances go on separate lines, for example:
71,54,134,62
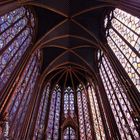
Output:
28,0,113,87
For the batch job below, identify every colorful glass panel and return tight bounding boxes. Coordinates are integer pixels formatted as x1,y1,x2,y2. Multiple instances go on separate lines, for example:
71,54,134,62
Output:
33,84,50,140
77,85,92,140
64,87,74,118
0,7,35,91
63,127,76,140
99,54,139,140
8,50,40,139
105,8,140,92
88,85,106,140
46,85,61,140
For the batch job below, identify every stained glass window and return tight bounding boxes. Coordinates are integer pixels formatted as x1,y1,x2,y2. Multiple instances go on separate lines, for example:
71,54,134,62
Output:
33,84,50,140
99,53,139,140
64,87,74,118
104,8,140,92
46,84,61,140
77,84,92,140
8,50,40,139
88,85,106,140
63,127,76,140
0,7,35,91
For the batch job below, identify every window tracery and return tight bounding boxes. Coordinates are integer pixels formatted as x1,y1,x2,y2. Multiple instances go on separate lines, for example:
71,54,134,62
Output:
33,84,50,140
0,7,35,91
8,50,40,139
63,127,76,140
99,53,139,140
105,8,140,92
88,85,106,140
46,84,61,140
77,84,92,140
64,87,74,118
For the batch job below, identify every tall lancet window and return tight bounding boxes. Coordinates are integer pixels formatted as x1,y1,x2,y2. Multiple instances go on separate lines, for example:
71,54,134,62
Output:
99,53,139,140
104,8,140,92
77,84,92,140
0,7,35,91
8,50,40,139
88,85,106,140
33,84,50,140
63,127,76,140
46,84,61,140
64,87,74,118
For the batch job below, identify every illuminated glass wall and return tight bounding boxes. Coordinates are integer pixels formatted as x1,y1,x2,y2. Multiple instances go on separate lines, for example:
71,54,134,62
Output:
0,7,35,91
8,50,40,139
77,84,92,140
64,87,74,118
104,8,140,92
46,85,61,140
33,84,50,140
99,53,139,140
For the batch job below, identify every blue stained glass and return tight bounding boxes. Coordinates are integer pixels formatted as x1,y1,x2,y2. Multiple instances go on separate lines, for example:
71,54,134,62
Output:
8,44,14,51
0,39,4,49
33,84,50,140
13,67,39,138
0,6,34,91
46,85,61,140
64,87,75,118
0,17,4,24
64,127,76,140
1,23,8,31
7,15,12,23
8,50,40,139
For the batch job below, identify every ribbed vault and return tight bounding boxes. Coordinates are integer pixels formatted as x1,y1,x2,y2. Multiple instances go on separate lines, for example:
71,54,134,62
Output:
27,0,113,89
1,1,140,140
43,63,94,89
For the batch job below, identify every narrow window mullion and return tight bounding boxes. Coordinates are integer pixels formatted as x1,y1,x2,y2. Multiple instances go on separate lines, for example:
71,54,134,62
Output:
108,35,140,77
102,60,133,135
111,26,140,57
113,16,140,37
10,58,37,128
8,55,35,115
104,56,139,137
88,86,103,140
100,64,127,139
104,57,136,122
14,69,38,139
0,32,30,77
11,64,38,138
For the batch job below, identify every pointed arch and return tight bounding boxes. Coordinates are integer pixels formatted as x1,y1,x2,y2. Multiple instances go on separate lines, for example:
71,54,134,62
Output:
63,126,76,140
0,6,36,92
64,87,75,118
77,84,93,140
46,84,61,140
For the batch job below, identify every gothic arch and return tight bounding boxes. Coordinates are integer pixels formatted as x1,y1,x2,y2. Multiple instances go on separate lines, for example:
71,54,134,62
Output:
0,1,140,140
